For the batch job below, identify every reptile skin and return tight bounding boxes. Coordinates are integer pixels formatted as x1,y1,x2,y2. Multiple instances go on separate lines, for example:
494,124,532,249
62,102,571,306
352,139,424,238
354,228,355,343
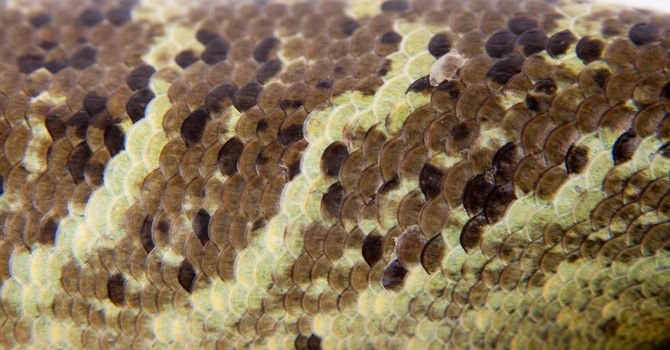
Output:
1,0,670,348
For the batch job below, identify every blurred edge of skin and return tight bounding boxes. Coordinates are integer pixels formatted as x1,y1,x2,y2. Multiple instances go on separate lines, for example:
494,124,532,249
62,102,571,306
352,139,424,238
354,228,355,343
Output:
597,0,670,12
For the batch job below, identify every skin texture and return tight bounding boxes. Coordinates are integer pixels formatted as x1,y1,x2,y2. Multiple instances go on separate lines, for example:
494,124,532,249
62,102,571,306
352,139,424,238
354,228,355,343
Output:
0,0,670,349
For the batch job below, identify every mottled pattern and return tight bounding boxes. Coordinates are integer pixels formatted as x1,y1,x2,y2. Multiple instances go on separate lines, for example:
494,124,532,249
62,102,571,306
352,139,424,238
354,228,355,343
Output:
1,0,670,349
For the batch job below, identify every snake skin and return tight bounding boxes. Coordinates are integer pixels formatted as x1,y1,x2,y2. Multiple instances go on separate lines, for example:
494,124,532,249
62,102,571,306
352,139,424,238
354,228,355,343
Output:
1,0,670,348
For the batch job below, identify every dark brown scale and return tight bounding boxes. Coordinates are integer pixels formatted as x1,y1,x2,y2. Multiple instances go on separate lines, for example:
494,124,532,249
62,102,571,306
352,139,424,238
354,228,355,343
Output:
278,124,304,148
517,29,547,56
437,80,461,98
406,75,432,93
202,38,230,65
45,59,68,73
68,142,93,183
280,140,307,180
380,31,402,45
307,335,322,350
16,55,44,74
104,123,124,156
546,30,576,57
233,81,262,112
462,171,496,216
28,13,51,28
69,46,97,69
82,92,107,117
485,30,517,58
77,8,104,27
428,33,452,58
321,142,348,177
256,59,283,84
486,53,524,85
628,23,660,46
565,145,588,174
576,37,604,64
612,130,639,165
126,88,155,122
381,0,409,12
181,108,210,145
253,37,281,63
484,182,516,223
177,260,196,293
507,17,538,35
106,6,132,26
196,29,221,45
205,83,237,114
492,143,522,183
420,233,446,274
140,217,154,253
321,182,346,219
193,209,210,245
340,19,360,37
68,111,91,139
175,50,199,68
362,233,383,266
126,65,156,91
46,114,66,140
107,274,125,305
419,163,444,200
218,137,244,176
38,219,58,245
460,213,488,252
382,259,408,290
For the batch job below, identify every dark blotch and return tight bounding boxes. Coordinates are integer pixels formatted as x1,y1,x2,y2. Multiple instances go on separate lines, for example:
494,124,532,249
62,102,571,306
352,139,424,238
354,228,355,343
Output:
437,80,461,98
659,143,670,158
518,29,548,56
428,33,452,58
576,36,604,64
45,114,66,140
321,142,348,177
406,75,432,93
181,108,210,145
462,172,496,216
126,65,156,91
68,142,92,184
307,334,322,350
380,31,402,45
534,79,557,94
381,0,409,12
82,92,107,116
67,111,91,139
140,217,154,253
278,124,303,147
177,260,196,293
419,163,444,200
322,182,346,218
316,80,333,89
546,30,577,57
486,53,524,84
39,41,58,51
38,218,58,245
201,38,230,65
565,145,588,174
379,176,400,194
104,124,125,157
460,214,488,252
663,82,670,99
508,17,538,35
175,50,199,68
196,29,221,45
492,143,522,183
256,58,283,84
629,23,660,46
279,99,303,112
193,209,210,245
77,8,104,27
484,182,516,223
377,59,392,76
341,19,360,36
233,82,262,112
612,130,639,165
107,6,132,26
485,30,517,58
362,233,383,266
17,55,44,74
382,259,408,290
69,46,97,69
125,88,155,122
253,37,281,63
29,13,51,28
107,274,125,305
592,69,610,88
205,83,237,114
45,59,68,73
217,137,244,176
